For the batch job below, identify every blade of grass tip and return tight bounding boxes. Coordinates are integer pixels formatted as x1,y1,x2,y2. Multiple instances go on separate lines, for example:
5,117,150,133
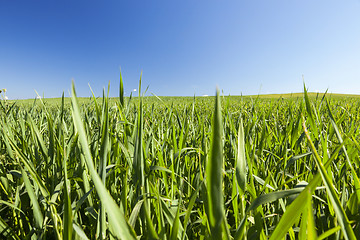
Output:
129,200,144,228
97,87,109,240
206,88,225,239
284,152,312,171
60,92,65,121
319,88,329,109
125,91,133,116
71,81,136,240
236,118,247,193
26,114,49,159
88,83,101,123
302,117,356,240
138,71,142,97
120,68,124,107
73,187,94,213
326,99,360,205
133,72,145,193
5,102,17,116
107,79,110,97
0,200,27,217
303,83,319,138
151,92,169,110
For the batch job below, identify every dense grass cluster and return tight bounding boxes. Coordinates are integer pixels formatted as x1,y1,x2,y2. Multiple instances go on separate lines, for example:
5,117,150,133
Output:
0,81,360,239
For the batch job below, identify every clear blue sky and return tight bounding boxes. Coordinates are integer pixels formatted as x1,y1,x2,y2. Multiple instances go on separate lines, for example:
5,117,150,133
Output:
1,0,360,99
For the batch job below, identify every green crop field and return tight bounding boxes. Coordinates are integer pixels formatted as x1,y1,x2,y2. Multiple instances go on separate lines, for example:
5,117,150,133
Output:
1,81,360,240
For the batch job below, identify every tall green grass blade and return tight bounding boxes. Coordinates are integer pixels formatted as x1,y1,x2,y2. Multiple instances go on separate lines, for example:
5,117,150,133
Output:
129,200,143,228
299,188,317,240
97,88,110,240
267,117,343,240
206,89,224,239
88,84,101,123
71,81,136,240
236,118,247,193
143,194,159,239
21,167,43,230
303,84,319,138
326,99,360,205
133,73,145,194
268,141,347,239
302,118,356,240
27,114,49,159
119,69,124,107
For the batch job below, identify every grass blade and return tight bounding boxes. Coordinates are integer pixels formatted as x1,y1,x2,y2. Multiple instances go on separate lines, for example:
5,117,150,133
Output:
302,118,356,240
21,167,43,230
326,99,360,205
206,89,224,239
63,146,73,240
71,81,136,240
119,69,124,107
236,118,247,193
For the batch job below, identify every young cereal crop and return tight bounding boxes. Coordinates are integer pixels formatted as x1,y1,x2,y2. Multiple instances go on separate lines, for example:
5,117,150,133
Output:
0,78,360,239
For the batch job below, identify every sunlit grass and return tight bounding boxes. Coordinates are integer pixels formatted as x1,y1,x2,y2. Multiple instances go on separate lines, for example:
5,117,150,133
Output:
0,81,360,239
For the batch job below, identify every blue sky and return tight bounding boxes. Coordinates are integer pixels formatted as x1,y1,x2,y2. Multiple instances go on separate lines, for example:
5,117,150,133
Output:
1,0,360,99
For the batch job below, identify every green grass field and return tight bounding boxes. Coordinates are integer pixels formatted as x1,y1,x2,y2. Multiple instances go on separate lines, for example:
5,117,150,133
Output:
1,83,360,239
